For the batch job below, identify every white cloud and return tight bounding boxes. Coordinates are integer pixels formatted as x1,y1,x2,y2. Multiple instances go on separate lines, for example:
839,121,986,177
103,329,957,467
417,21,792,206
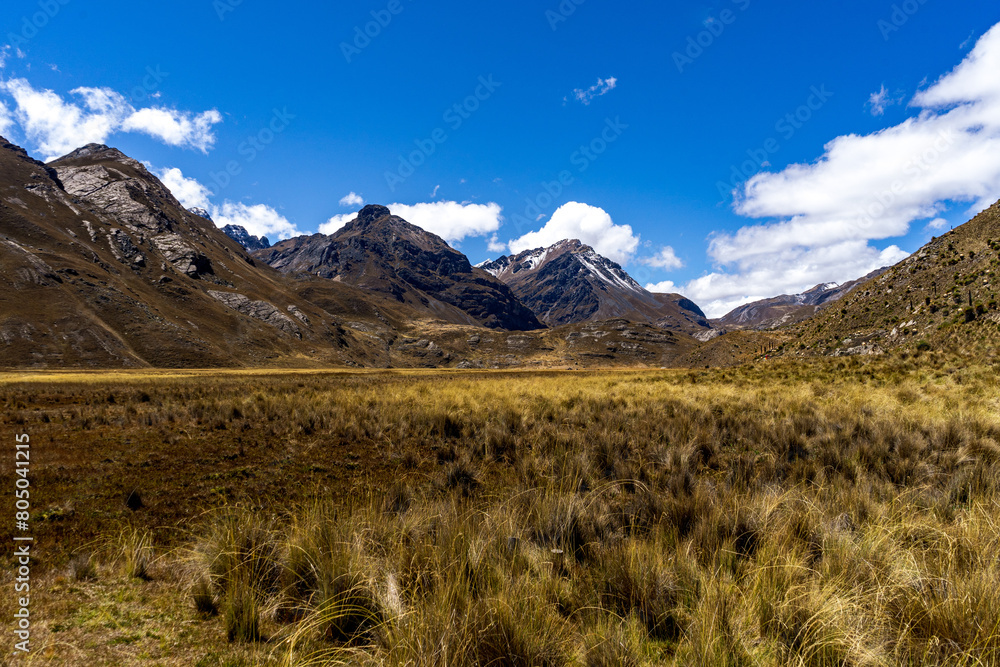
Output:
212,202,299,241
642,246,684,271
645,280,678,294
572,77,618,105
430,184,440,198
0,46,10,69
684,243,910,318
927,217,949,230
509,202,640,264
867,84,894,116
321,201,503,243
486,234,507,254
156,167,301,241
339,192,364,207
0,78,222,160
321,212,357,235
682,22,1000,318
1,80,128,160
0,101,13,136
122,108,222,152
157,167,212,210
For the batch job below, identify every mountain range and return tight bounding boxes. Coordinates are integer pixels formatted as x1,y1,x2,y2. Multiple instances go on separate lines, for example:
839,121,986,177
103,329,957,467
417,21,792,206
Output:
2,135,998,369
257,205,542,331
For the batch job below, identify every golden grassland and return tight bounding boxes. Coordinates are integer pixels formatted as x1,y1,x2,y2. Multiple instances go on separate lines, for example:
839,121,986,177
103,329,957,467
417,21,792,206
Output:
3,353,1000,665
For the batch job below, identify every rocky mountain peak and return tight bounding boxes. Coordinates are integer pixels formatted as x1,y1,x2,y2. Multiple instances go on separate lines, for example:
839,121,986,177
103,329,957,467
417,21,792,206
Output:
355,204,392,226
480,239,710,334
53,143,141,168
189,207,213,221
223,224,271,252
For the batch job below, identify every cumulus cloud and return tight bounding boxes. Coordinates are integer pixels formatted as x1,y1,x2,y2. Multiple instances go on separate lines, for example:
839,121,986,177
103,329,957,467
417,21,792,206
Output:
321,212,357,234
486,234,507,254
156,167,301,241
122,108,222,152
158,167,212,210
339,192,364,207
321,201,503,243
680,22,1000,318
572,77,618,105
642,246,684,271
0,78,222,160
645,280,677,294
682,243,909,318
509,202,640,264
0,101,13,136
213,202,299,241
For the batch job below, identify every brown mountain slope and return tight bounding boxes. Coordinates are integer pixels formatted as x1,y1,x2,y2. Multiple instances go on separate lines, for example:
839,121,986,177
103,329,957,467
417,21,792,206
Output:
0,139,389,367
479,240,713,335
257,205,543,331
783,200,1000,357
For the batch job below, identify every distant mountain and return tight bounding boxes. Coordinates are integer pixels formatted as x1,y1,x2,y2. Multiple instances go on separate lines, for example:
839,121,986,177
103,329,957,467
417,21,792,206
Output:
478,240,712,335
786,201,1000,356
189,207,213,221
715,269,887,331
221,224,271,252
256,205,544,331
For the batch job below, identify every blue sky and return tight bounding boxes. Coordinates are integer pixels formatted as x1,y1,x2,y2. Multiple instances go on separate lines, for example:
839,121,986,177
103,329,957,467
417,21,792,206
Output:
2,0,999,315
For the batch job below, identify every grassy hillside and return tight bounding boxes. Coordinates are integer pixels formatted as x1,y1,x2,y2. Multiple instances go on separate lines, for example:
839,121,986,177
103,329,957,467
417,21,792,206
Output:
788,200,1000,357
3,359,1000,665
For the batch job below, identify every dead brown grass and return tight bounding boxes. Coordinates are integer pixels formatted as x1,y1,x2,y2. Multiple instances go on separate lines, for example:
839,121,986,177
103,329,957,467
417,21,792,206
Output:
2,356,999,664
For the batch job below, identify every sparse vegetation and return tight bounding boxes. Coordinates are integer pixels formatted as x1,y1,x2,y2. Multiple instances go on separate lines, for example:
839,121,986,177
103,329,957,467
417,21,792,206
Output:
3,360,1000,664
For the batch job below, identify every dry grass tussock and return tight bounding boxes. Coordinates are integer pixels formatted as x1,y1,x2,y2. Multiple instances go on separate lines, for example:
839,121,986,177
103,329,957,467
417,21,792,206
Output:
4,356,1000,664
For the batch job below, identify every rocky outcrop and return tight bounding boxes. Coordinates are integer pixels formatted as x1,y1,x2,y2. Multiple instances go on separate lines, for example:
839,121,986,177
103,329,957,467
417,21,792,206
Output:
50,145,215,280
208,291,301,338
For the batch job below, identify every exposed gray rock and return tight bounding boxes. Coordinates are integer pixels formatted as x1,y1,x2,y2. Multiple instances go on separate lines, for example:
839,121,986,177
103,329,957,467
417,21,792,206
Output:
286,305,310,325
53,146,216,279
107,229,146,268
153,234,212,277
207,290,301,338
